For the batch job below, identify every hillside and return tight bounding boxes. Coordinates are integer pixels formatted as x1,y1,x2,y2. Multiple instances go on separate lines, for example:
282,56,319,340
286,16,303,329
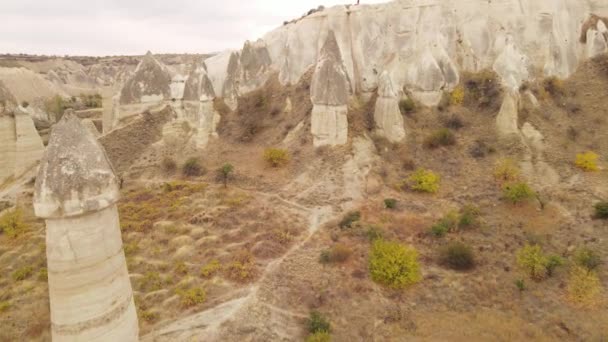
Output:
0,0,607,341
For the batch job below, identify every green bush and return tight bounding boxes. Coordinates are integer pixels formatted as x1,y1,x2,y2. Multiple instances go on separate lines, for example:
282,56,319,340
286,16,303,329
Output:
424,128,456,148
0,208,27,238
384,198,397,209
182,158,203,177
574,247,602,271
404,168,440,193
369,240,421,289
516,244,562,281
200,259,222,278
502,182,535,204
440,241,475,270
339,211,361,229
307,311,331,334
398,98,416,115
429,211,459,237
594,201,608,219
458,205,481,229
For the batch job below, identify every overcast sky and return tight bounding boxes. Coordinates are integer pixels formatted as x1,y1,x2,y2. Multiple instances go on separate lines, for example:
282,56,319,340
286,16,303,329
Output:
0,0,387,56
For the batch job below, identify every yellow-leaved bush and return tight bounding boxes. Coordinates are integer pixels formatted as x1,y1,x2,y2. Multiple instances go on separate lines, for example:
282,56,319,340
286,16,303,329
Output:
567,266,602,307
369,240,421,289
404,168,440,193
575,151,599,172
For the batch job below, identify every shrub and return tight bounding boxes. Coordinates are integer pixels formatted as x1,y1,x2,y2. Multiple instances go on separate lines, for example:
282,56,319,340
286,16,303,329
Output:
365,226,384,241
182,158,203,177
161,157,177,173
594,201,608,219
384,198,397,209
200,259,222,278
502,182,535,204
398,98,416,115
461,70,501,110
174,261,188,275
12,266,33,281
369,240,421,289
0,208,27,238
140,310,159,322
429,211,459,237
450,86,465,105
440,241,475,270
516,245,548,280
405,169,440,193
515,279,526,292
225,251,256,283
458,205,480,229
574,248,602,271
218,163,234,187
515,245,562,281
443,114,464,130
493,158,520,183
543,77,565,98
140,271,165,292
263,148,290,167
306,331,331,342
38,268,48,281
323,244,353,263
575,151,599,172
0,301,9,313
21,101,29,108
339,211,361,229
307,311,331,334
177,287,207,307
567,266,602,306
424,128,456,148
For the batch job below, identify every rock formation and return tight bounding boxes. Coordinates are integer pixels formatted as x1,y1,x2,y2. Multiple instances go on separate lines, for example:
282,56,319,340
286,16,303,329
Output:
310,31,350,147
0,106,45,185
108,0,608,148
374,71,406,143
33,112,139,341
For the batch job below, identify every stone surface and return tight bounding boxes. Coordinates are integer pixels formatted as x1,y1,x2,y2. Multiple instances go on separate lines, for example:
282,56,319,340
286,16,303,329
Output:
374,71,406,143
33,112,139,341
14,107,45,177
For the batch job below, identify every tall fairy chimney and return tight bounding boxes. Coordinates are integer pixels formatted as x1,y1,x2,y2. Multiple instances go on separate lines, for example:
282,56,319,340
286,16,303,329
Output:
33,111,139,341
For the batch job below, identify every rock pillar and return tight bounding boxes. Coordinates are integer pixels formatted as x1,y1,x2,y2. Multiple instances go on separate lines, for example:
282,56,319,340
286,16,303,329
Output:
33,112,139,341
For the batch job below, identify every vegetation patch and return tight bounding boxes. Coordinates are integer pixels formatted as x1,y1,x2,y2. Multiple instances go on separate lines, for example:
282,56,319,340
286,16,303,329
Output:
575,151,599,172
567,266,602,307
176,287,207,307
516,244,562,281
493,158,520,184
574,247,602,271
0,208,27,238
369,240,421,289
429,205,480,237
307,311,331,335
424,128,456,148
439,241,475,270
398,98,416,115
200,260,222,278
225,250,257,283
263,148,290,167
320,243,352,264
403,169,440,193
384,198,397,210
182,158,204,177
460,70,502,111
12,266,34,281
339,211,361,229
161,157,177,174
594,201,608,219
502,182,536,204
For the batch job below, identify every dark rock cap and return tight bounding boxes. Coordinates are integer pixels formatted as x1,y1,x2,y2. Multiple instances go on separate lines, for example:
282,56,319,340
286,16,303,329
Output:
34,110,119,219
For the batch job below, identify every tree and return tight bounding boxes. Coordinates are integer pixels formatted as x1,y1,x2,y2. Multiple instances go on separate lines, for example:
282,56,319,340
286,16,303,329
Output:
218,163,234,188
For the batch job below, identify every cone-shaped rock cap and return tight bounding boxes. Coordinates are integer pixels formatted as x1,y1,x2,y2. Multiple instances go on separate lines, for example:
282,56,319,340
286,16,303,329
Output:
34,111,119,219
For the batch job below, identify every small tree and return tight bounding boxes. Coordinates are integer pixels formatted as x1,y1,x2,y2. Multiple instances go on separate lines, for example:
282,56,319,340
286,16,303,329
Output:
404,168,440,193
502,182,535,204
218,163,234,188
594,201,608,219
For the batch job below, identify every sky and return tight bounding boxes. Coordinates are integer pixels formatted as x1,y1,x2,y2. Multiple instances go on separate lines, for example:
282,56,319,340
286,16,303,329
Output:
0,0,387,56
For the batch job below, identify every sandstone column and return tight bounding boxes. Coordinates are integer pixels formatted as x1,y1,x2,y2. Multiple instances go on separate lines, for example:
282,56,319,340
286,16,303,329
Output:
33,111,139,341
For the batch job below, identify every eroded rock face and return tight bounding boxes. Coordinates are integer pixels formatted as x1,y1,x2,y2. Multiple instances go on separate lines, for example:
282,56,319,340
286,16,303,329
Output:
119,52,171,105
0,107,45,185
33,112,138,341
374,71,406,143
310,31,350,147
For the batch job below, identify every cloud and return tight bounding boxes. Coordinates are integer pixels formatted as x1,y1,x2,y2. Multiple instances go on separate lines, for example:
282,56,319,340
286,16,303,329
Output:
0,0,387,56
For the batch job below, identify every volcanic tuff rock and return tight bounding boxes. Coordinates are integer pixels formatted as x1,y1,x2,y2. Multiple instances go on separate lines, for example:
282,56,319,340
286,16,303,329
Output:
34,112,138,341
111,0,608,149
